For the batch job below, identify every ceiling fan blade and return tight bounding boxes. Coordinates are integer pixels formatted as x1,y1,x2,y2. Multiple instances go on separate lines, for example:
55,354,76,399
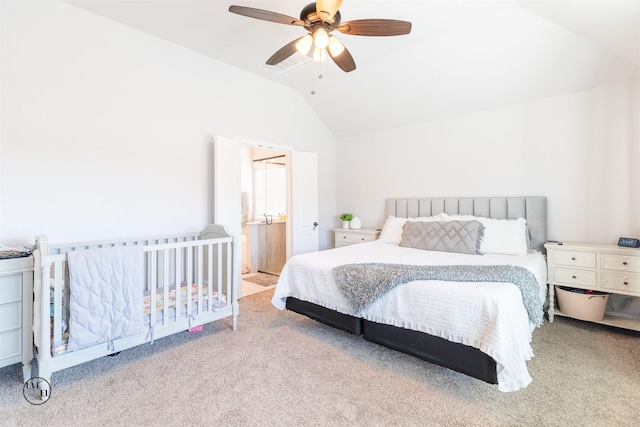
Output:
328,43,356,73
229,5,304,26
266,37,304,66
337,19,412,36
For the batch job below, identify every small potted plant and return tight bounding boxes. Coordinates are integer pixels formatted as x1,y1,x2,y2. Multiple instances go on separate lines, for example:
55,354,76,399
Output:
339,213,353,229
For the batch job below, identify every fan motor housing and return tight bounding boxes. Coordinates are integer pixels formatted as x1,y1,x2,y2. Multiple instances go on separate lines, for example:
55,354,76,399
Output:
300,2,341,27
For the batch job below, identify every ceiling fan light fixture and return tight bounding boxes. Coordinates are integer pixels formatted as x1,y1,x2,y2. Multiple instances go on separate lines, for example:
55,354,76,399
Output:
313,27,329,49
327,36,344,57
312,46,327,62
295,34,313,55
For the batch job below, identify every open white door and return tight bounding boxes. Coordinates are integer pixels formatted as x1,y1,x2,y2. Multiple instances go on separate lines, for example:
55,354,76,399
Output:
290,150,319,255
211,136,241,302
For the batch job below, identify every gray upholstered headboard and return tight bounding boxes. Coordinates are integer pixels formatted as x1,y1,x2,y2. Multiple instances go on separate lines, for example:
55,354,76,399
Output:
385,196,547,252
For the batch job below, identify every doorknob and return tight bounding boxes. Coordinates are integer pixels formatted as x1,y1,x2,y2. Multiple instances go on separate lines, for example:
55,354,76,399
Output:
313,222,318,230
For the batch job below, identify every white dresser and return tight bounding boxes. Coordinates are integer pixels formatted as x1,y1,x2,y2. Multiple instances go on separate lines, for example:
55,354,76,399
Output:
0,256,34,380
334,229,380,248
545,242,640,331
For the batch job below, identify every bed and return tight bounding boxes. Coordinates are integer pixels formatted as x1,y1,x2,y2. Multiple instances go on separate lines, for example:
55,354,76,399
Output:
272,197,547,392
31,224,238,385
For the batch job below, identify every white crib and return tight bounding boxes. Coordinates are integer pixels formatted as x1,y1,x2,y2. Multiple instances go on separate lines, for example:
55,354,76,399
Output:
31,224,238,384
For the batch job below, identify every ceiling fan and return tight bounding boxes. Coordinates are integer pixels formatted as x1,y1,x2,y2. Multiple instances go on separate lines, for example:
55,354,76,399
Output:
228,0,412,73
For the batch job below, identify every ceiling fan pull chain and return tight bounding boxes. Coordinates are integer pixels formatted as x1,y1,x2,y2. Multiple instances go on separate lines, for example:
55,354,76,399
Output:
311,59,324,95
310,65,316,95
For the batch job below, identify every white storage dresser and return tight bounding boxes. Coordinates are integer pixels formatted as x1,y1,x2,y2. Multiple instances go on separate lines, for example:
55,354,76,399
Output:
334,229,380,248
545,242,640,331
0,256,34,380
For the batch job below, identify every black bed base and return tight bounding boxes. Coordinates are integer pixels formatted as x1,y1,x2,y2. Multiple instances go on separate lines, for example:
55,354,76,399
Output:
285,297,497,385
362,320,497,384
285,297,362,335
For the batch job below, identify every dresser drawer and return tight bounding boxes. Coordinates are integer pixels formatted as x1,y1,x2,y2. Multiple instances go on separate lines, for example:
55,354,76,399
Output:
0,275,22,303
0,329,21,360
553,251,596,269
601,273,640,295
600,254,640,274
0,302,22,332
553,268,598,288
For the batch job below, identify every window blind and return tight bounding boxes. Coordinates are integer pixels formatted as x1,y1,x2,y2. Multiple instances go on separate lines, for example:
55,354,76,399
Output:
254,163,286,218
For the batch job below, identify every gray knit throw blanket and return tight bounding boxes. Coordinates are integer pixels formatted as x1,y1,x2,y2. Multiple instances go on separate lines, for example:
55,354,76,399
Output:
332,263,544,327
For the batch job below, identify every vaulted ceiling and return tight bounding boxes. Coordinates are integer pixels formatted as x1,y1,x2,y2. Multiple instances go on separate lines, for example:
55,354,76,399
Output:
65,0,639,138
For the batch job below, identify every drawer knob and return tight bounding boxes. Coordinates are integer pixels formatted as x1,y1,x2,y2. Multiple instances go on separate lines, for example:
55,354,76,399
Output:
571,257,576,261
572,275,577,279
342,236,347,239
623,261,628,265
624,281,629,285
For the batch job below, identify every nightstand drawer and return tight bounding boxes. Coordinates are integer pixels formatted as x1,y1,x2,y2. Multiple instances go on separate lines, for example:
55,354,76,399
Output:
601,273,640,294
553,251,596,269
554,268,597,288
335,232,376,244
334,229,380,248
600,254,640,273
335,232,356,243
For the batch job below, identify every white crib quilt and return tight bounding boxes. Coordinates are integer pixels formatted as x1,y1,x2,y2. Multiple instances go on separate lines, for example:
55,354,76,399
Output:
66,245,145,351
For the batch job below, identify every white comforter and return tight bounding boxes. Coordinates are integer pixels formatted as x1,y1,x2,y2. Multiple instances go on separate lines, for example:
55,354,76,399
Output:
272,240,547,392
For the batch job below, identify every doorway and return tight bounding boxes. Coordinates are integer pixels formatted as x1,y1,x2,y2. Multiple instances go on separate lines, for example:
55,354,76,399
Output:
211,136,319,299
240,145,287,296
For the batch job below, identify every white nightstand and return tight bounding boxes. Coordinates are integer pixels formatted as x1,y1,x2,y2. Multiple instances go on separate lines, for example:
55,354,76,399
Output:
333,229,380,248
0,256,34,381
545,241,640,331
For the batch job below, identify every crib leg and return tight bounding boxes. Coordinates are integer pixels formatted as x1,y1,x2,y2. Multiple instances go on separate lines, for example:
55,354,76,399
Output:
37,364,53,387
232,301,239,331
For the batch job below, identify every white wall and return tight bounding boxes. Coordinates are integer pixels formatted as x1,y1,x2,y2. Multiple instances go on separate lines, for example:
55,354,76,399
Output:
631,76,640,231
0,1,337,249
337,80,639,245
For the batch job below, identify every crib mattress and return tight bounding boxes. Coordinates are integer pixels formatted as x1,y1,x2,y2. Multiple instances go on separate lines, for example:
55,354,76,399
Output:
49,284,226,356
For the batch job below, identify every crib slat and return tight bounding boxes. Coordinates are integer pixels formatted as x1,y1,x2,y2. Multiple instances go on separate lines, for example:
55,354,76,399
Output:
163,249,169,324
196,245,203,315
207,243,212,313
175,247,182,321
218,243,224,307
227,241,233,311
149,252,157,329
185,246,191,319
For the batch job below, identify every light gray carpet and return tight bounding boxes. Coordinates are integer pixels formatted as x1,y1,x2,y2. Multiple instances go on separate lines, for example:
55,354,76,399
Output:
1,289,639,426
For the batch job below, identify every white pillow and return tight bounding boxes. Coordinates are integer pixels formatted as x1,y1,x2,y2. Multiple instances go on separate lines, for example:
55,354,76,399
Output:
441,214,528,256
378,215,407,244
407,213,447,222
379,214,446,245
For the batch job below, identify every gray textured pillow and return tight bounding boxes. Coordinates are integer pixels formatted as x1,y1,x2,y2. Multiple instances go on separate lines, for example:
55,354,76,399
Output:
399,220,484,254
